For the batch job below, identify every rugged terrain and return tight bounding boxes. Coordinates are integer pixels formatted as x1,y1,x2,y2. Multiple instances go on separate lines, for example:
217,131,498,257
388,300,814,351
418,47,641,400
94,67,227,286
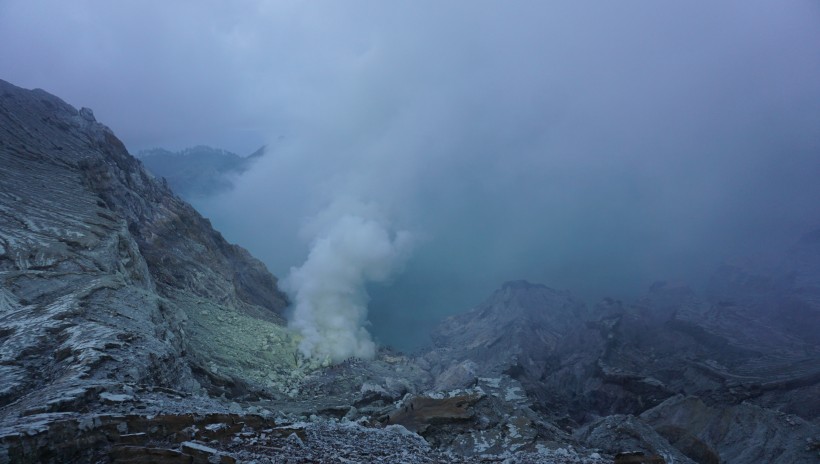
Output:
1,79,818,463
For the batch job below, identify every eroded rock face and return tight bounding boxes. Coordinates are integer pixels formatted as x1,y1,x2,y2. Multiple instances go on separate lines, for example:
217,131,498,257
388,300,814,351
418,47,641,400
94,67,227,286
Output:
0,79,288,423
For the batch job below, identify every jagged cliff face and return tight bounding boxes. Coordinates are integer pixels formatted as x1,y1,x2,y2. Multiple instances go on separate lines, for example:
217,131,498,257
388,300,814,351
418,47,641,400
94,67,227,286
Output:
0,79,289,416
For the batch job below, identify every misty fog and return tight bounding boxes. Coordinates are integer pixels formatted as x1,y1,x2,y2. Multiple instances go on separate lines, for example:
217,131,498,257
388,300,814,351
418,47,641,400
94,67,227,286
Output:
2,1,819,351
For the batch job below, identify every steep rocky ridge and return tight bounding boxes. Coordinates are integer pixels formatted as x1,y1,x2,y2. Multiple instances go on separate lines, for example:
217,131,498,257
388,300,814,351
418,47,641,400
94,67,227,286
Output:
0,78,289,420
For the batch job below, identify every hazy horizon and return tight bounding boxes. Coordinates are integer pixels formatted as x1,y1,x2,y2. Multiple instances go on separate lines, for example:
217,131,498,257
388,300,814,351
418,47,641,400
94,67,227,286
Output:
2,1,819,350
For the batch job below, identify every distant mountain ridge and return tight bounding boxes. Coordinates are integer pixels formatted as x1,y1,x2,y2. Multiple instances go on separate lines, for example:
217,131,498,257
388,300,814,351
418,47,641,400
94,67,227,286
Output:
137,144,265,198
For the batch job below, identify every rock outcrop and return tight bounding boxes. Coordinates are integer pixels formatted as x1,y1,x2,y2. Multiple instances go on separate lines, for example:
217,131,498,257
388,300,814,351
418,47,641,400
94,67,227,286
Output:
0,79,297,460
0,79,291,409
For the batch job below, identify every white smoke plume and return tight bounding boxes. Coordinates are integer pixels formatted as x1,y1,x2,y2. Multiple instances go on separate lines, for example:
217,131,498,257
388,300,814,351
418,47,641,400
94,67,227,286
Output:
284,203,412,363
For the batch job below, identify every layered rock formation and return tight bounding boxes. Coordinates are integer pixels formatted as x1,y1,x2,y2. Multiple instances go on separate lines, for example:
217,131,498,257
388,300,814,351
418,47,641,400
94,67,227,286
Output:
0,78,291,410
0,79,298,462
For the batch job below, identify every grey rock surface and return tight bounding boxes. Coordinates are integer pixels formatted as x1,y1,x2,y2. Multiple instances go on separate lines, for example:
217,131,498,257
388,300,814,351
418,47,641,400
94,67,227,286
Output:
423,269,820,462
575,414,697,464
428,281,587,391
641,395,818,464
0,78,288,422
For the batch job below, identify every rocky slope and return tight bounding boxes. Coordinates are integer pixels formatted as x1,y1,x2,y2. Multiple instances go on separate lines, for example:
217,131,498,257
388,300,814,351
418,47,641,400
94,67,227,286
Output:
2,79,818,463
421,261,820,462
0,77,293,409
0,79,295,461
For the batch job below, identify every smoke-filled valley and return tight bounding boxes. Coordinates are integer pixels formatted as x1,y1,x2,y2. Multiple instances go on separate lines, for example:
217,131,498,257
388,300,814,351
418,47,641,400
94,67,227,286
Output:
1,1,819,463
114,1,820,351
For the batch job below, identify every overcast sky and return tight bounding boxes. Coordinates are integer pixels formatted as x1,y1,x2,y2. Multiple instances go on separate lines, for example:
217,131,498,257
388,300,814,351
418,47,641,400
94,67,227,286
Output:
2,1,819,349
